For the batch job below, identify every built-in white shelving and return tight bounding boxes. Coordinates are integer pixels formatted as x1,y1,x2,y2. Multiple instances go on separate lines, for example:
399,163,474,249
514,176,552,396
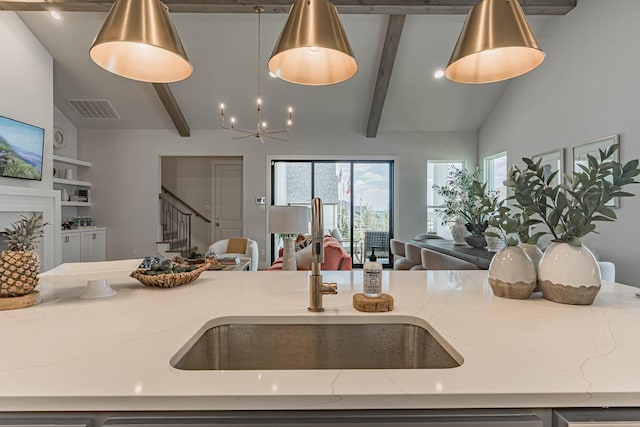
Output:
53,155,93,205
61,201,92,207
53,177,92,187
53,155,92,168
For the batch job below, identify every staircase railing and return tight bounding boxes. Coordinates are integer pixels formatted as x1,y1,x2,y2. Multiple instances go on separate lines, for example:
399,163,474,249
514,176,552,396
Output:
159,193,192,257
161,186,211,223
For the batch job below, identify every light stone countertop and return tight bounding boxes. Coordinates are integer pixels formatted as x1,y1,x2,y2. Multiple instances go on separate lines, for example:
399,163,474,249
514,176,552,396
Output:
1,269,639,412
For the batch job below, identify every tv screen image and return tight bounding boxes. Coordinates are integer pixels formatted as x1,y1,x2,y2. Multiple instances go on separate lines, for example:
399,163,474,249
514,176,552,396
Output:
0,115,44,181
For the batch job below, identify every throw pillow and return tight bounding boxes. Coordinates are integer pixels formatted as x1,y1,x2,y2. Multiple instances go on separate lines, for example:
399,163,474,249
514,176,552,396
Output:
330,228,343,242
295,244,313,269
226,238,248,254
295,237,312,251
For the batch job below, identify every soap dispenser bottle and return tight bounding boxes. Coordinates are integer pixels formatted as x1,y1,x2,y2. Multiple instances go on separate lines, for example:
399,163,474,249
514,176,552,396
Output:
363,246,383,298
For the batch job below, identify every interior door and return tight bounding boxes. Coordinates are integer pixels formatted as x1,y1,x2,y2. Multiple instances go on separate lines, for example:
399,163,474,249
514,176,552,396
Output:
213,163,243,242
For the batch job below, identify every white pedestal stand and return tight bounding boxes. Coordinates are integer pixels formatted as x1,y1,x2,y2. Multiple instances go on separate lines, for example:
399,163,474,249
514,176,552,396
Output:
80,279,117,299
281,237,297,271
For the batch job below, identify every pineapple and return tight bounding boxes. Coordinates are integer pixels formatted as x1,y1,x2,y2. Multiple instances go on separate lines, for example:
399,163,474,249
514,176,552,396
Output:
0,214,46,297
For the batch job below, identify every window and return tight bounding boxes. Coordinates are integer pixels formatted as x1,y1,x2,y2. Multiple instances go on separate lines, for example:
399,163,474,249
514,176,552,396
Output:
271,160,394,268
426,160,465,239
484,152,507,201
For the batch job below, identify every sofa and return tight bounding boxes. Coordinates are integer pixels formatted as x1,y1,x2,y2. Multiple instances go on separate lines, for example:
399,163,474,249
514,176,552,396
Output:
269,236,352,271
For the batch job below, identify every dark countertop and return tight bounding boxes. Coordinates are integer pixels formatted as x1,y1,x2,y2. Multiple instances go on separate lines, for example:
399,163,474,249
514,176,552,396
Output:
410,238,494,269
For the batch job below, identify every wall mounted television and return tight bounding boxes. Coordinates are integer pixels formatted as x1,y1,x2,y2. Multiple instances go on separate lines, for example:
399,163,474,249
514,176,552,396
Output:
0,115,44,181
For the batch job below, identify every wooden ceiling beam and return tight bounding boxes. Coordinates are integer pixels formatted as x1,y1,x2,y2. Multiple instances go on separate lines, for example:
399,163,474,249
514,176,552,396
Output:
152,83,191,137
0,0,577,15
367,14,404,138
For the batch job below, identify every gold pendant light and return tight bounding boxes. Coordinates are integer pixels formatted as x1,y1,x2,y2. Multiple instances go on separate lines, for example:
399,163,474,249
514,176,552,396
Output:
445,0,545,84
268,0,357,86
89,0,192,83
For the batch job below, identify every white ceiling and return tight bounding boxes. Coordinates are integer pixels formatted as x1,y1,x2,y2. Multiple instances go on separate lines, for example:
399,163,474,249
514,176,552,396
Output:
16,10,557,135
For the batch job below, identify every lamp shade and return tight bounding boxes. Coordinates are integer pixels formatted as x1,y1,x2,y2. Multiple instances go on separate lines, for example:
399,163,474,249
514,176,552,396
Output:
268,0,357,85
269,206,310,235
445,0,544,84
89,0,192,83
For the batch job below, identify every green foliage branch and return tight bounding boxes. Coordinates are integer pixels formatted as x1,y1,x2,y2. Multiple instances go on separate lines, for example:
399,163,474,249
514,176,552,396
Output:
503,144,639,247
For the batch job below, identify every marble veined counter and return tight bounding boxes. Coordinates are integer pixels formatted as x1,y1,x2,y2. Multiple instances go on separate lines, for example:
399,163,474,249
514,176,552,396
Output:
1,270,640,412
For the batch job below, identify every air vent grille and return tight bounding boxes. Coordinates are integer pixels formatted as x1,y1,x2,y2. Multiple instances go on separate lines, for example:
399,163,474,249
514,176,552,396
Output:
67,99,120,119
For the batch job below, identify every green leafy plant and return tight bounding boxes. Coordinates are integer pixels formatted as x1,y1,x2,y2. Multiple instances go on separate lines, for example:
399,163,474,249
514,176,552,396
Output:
433,166,500,236
504,144,639,246
487,208,544,247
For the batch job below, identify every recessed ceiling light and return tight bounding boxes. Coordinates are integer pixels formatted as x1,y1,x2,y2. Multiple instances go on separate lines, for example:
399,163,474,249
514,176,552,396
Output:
50,11,61,20
434,69,445,79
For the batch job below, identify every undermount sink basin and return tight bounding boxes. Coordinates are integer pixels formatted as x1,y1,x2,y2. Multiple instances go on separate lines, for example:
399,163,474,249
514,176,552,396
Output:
171,316,462,370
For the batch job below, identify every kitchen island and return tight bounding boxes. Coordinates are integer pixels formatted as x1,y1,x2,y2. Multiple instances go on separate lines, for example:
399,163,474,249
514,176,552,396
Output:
1,270,640,423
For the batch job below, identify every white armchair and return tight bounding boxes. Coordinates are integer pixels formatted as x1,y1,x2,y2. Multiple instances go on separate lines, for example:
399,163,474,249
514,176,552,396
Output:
208,238,259,271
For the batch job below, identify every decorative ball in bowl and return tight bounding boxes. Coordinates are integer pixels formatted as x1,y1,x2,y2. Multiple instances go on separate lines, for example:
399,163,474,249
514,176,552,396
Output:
130,260,208,288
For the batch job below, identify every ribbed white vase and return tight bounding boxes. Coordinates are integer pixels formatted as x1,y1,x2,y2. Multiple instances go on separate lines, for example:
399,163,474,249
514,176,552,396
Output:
538,242,601,305
450,217,467,246
485,225,505,253
488,246,536,299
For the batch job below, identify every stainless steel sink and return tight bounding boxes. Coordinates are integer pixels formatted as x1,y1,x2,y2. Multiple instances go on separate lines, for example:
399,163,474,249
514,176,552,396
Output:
171,316,462,370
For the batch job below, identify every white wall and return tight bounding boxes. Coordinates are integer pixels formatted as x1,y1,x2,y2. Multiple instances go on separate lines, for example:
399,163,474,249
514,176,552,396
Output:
0,12,53,190
79,128,476,268
479,0,640,286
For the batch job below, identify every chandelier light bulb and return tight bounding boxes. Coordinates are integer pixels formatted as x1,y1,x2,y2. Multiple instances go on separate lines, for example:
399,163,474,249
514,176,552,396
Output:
288,107,293,113
257,98,262,106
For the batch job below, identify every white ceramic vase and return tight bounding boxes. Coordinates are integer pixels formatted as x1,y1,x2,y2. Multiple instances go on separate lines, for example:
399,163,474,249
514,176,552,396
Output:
518,242,543,291
485,225,505,253
537,242,601,305
450,217,467,246
488,245,536,299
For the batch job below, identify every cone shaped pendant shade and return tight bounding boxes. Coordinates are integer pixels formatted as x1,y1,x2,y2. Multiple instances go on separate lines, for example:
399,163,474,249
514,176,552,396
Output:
446,0,544,84
90,0,192,83
268,0,357,85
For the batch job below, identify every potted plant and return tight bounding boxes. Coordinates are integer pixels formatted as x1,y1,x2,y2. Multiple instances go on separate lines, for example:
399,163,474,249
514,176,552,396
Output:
505,144,639,305
0,214,47,309
433,166,500,248
485,209,537,299
487,198,546,276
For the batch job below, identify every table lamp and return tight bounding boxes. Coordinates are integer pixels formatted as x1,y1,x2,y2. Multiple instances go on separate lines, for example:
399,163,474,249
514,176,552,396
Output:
269,206,310,271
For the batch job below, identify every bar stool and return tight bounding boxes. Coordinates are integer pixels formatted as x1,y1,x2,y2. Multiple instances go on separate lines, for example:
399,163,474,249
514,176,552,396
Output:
420,248,480,270
404,242,425,270
391,239,416,270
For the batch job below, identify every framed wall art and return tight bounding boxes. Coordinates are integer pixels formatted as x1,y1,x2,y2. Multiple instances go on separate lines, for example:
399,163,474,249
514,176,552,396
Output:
572,134,620,207
532,149,564,186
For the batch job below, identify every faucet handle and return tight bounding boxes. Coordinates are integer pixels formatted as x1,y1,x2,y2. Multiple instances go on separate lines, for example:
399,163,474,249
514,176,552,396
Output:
322,282,338,295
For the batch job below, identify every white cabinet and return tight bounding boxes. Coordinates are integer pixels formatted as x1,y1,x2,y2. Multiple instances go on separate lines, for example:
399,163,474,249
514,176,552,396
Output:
61,228,106,263
80,229,106,262
61,232,81,263
53,155,92,207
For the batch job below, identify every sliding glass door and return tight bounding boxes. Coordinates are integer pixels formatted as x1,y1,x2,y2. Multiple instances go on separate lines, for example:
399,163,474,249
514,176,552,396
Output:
271,160,394,268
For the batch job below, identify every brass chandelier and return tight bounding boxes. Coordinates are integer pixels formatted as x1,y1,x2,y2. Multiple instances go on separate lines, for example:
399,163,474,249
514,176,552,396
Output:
220,7,293,143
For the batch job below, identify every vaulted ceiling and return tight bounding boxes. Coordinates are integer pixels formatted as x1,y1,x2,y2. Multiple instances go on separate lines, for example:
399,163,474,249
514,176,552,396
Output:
7,0,576,137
